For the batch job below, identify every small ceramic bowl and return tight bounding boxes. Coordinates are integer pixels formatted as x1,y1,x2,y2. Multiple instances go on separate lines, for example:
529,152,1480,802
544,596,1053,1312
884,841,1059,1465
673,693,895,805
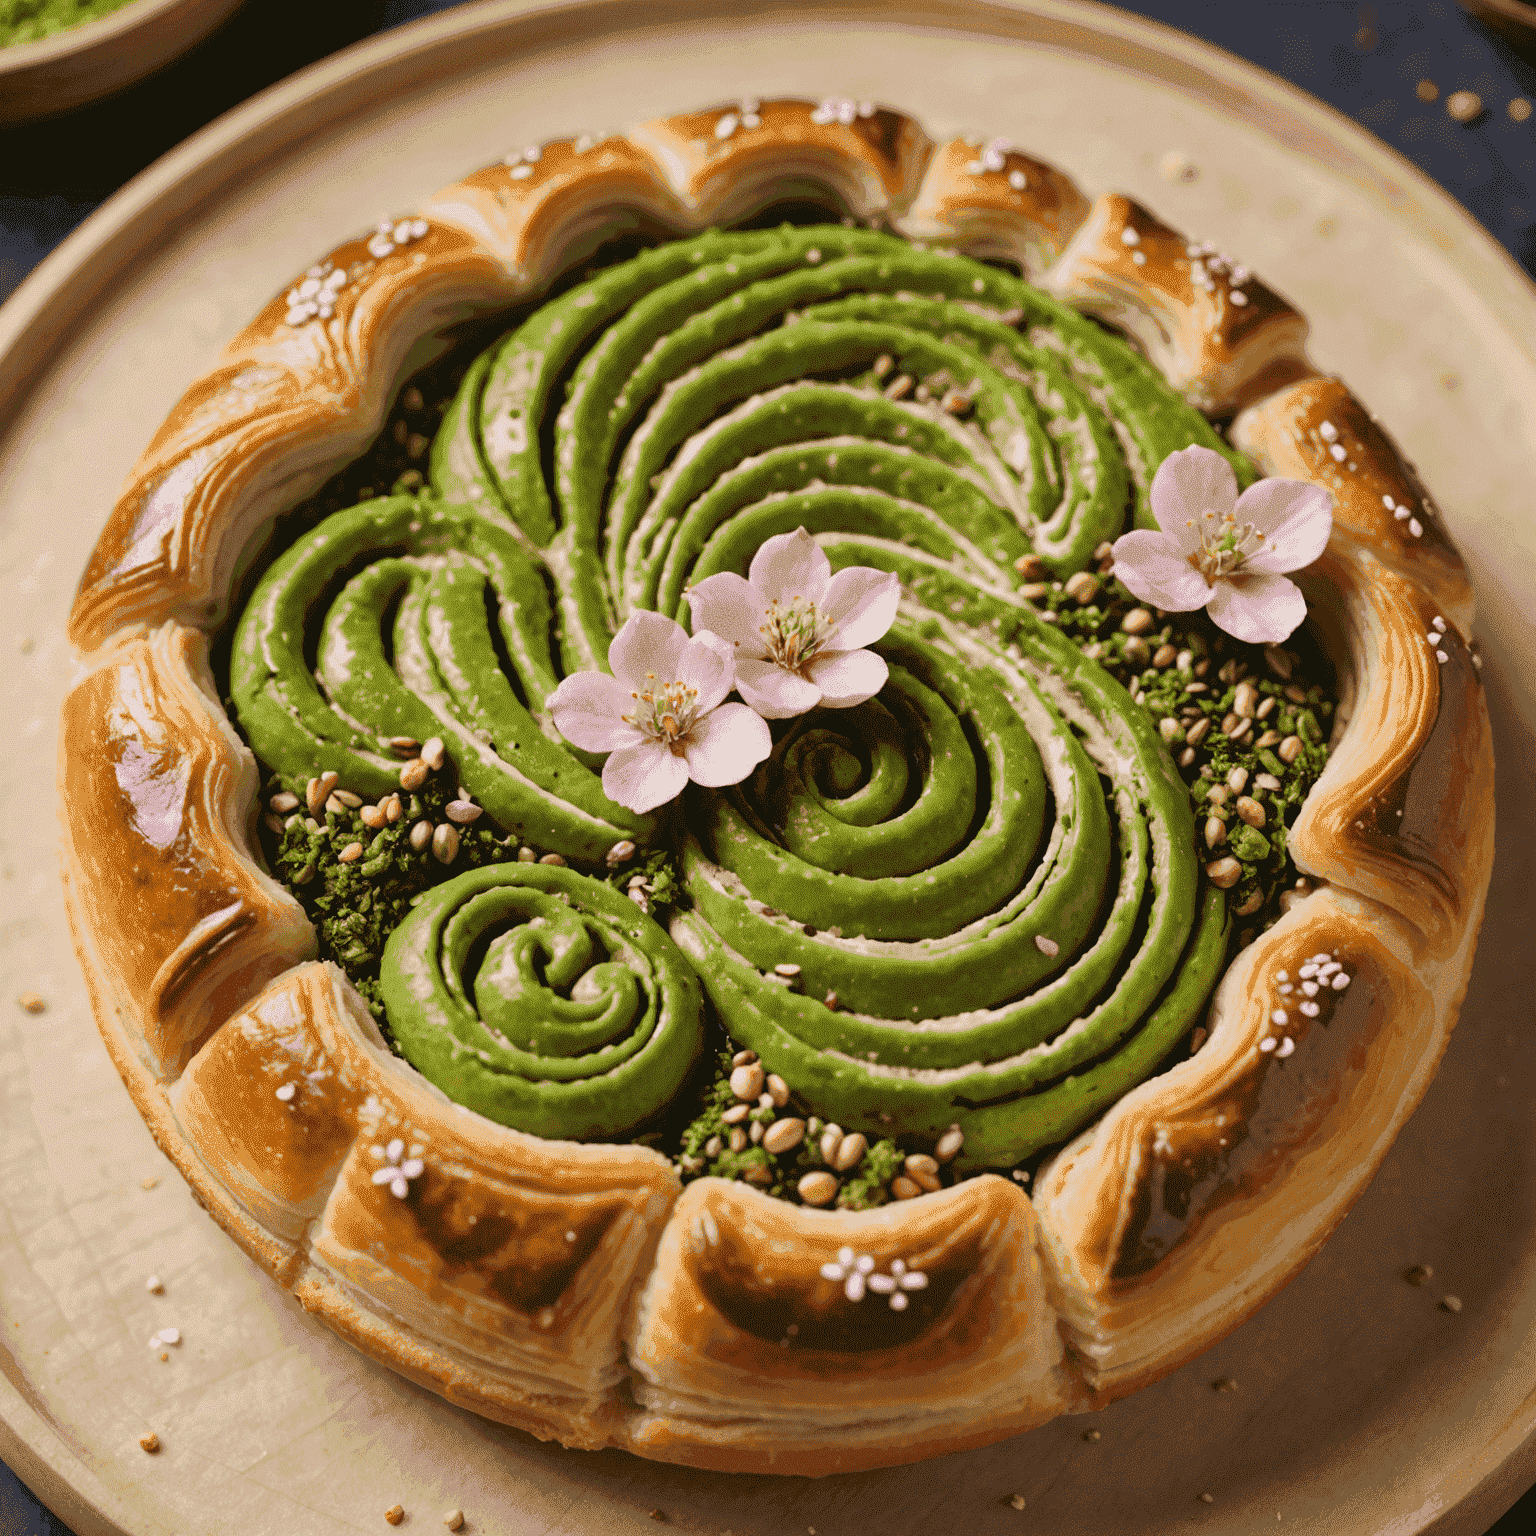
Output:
1459,0,1536,59
0,0,248,125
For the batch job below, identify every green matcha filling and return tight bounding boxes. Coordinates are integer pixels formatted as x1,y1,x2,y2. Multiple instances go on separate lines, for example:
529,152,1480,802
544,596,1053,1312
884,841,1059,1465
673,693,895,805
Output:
228,223,1336,1194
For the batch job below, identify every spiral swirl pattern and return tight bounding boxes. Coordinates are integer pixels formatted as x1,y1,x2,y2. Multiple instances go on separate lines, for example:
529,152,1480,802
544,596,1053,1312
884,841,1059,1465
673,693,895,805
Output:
233,224,1242,1160
378,863,704,1139
230,497,652,862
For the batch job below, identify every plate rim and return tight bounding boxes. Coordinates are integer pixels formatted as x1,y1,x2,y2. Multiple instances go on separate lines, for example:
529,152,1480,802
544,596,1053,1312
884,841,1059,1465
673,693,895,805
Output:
2,2,1535,1532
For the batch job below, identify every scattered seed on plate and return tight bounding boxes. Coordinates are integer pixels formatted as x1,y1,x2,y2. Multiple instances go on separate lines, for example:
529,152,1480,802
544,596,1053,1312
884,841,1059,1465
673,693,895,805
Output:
1446,90,1483,123
444,1512,465,1532
385,1507,405,1527
16,991,45,1014
138,1432,160,1453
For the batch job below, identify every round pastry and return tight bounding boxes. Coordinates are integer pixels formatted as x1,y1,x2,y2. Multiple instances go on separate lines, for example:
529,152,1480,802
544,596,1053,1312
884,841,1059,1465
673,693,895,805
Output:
59,97,1494,1475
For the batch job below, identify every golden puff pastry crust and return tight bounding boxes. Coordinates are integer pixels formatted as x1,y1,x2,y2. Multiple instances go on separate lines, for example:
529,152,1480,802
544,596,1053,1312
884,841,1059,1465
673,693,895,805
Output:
59,97,1493,1473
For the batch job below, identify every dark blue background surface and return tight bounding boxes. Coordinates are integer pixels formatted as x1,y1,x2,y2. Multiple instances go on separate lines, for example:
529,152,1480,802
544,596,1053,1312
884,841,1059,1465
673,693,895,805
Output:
2,1,1532,1531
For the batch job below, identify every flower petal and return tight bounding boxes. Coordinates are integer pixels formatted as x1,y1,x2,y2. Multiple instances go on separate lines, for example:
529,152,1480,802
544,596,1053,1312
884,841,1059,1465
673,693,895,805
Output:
1233,479,1334,574
735,657,822,719
1149,445,1238,555
685,572,770,658
675,631,735,714
1206,573,1308,644
608,610,687,691
820,565,901,651
805,647,888,709
682,703,773,786
747,526,830,606
601,740,690,813
1109,529,1214,611
550,671,647,753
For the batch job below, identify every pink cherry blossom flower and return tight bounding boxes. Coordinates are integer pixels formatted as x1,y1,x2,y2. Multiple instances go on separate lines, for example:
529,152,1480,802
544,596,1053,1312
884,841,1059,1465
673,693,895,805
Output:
685,527,901,720
550,611,771,813
1109,446,1333,645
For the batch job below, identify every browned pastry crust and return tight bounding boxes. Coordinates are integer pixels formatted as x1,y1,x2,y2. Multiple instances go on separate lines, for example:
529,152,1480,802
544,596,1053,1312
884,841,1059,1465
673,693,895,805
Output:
58,97,1494,1473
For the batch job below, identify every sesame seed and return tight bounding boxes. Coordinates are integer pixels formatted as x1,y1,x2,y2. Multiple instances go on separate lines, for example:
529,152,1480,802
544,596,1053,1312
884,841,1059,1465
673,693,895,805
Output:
16,991,45,1014
139,1432,160,1453
1446,90,1483,123
1511,98,1533,123
445,1514,465,1532
1159,150,1197,182
1440,1295,1463,1313
1416,79,1439,102
1404,1264,1433,1287
1199,1492,1215,1504
1276,1038,1295,1058
275,1083,297,1102
1009,1494,1027,1510
1034,934,1060,956
146,1275,163,1293
1009,169,1027,190
385,1508,405,1527
1260,1037,1277,1052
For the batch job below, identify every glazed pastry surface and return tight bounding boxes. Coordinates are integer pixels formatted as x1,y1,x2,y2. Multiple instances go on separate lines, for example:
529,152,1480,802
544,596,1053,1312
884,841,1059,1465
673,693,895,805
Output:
59,97,1494,1473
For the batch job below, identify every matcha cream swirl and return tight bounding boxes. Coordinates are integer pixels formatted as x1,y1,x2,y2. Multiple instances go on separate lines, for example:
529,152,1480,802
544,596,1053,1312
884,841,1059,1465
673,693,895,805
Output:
380,863,704,1140
231,224,1243,1160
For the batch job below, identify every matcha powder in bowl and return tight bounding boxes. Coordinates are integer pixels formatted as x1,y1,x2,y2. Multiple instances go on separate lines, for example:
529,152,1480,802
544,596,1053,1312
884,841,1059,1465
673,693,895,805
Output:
0,0,141,47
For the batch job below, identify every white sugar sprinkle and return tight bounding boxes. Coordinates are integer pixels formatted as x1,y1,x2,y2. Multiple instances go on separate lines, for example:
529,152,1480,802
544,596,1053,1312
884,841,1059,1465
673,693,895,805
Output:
1409,518,1424,537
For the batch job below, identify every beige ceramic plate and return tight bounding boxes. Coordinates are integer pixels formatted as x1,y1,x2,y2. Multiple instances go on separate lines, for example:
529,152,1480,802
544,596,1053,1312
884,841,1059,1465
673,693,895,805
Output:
2,2,1535,1532
0,0,247,125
